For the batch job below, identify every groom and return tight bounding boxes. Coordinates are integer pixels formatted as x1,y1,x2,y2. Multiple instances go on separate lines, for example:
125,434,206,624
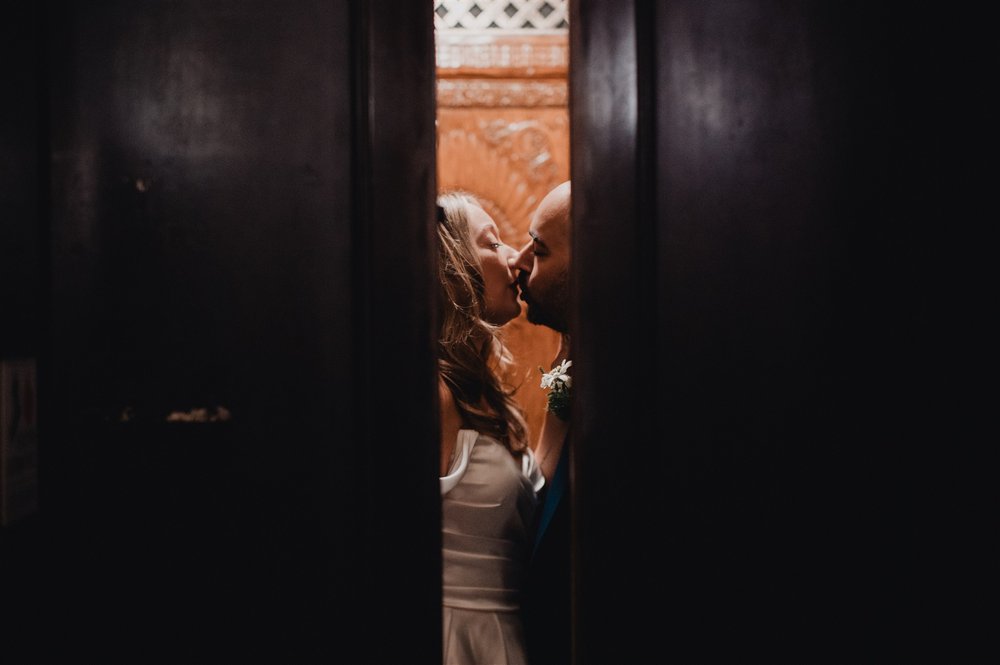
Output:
513,180,572,665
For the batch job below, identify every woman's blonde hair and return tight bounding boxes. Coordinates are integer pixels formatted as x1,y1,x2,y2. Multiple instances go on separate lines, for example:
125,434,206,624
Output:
437,191,527,455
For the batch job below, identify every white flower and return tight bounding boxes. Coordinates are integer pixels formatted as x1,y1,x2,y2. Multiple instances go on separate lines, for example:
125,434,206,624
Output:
540,359,572,391
539,359,572,421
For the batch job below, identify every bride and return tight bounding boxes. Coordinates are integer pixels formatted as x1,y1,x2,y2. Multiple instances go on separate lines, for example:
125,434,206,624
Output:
436,191,546,665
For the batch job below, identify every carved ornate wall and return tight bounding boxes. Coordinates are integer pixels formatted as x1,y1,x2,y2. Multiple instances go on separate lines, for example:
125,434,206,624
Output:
436,4,568,444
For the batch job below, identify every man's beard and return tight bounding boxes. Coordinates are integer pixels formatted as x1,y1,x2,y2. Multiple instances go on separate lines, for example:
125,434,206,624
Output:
522,274,569,333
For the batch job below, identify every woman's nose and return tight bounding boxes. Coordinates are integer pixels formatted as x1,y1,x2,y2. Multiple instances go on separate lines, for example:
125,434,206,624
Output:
510,242,532,271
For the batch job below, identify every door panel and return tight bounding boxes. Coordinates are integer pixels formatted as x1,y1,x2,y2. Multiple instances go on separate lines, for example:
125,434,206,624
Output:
4,2,439,663
571,1,980,663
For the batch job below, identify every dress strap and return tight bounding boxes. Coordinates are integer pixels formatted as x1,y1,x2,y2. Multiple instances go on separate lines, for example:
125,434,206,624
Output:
439,429,478,495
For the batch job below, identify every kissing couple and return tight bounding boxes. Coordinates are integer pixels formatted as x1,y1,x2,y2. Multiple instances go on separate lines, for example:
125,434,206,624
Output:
438,180,572,665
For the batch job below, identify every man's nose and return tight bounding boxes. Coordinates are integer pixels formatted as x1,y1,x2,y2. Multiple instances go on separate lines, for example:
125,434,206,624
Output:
511,241,533,272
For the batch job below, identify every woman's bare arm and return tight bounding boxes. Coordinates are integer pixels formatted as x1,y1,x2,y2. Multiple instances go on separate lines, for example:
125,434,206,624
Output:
439,378,462,476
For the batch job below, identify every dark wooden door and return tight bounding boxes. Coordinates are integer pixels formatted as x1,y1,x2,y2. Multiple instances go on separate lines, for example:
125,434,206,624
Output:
2,2,439,663
5,2,990,664
571,2,989,663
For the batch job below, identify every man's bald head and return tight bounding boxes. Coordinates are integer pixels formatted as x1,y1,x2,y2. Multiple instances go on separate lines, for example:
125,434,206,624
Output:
535,180,571,241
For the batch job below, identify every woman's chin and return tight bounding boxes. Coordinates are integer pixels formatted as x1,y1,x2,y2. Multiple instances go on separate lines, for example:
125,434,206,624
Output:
485,301,521,327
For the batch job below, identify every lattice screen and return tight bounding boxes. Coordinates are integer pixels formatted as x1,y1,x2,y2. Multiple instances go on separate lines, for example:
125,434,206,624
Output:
434,0,568,31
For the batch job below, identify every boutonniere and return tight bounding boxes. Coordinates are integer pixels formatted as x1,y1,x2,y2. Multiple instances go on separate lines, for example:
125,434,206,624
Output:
539,359,572,421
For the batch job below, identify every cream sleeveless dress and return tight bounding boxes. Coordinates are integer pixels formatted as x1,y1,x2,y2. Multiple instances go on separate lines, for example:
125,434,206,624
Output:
440,429,545,665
